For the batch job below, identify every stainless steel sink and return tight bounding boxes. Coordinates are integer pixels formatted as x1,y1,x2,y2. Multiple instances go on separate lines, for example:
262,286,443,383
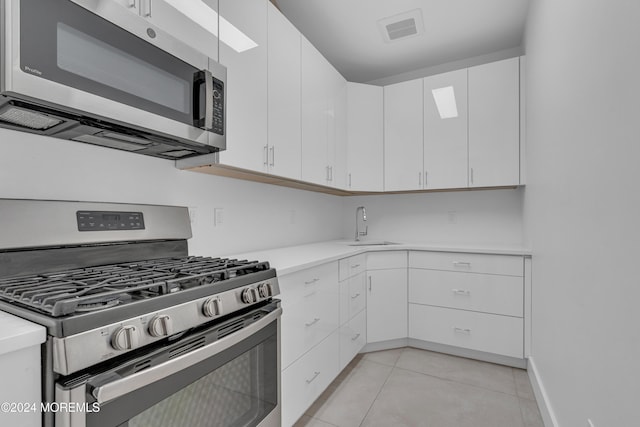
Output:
348,241,400,246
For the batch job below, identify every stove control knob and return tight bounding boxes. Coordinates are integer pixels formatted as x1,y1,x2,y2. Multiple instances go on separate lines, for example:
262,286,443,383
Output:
258,283,272,298
241,287,258,304
203,297,223,317
111,325,139,351
148,314,174,338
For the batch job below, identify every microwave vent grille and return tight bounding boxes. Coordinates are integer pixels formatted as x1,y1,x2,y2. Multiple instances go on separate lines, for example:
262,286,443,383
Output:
0,106,63,130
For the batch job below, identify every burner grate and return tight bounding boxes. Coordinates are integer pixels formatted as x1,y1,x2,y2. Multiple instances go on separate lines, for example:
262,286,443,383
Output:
0,257,270,316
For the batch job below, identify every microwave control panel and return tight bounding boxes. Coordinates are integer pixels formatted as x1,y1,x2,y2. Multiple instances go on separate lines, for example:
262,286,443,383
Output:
212,78,224,135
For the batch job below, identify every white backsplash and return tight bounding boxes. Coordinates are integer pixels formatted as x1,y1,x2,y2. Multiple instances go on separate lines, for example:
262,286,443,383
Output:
341,188,524,247
0,128,344,256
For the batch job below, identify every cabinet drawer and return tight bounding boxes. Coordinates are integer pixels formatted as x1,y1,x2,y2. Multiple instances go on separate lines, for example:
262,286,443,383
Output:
367,251,407,270
339,254,366,281
409,251,523,276
282,331,340,427
339,272,366,325
282,287,339,369
409,304,523,358
279,262,339,307
409,269,523,317
339,310,366,370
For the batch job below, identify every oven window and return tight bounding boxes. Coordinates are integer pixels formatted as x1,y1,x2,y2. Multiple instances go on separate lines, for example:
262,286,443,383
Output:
129,345,274,427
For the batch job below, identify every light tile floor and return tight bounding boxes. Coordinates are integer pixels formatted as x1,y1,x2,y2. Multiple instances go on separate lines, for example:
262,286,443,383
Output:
294,347,544,427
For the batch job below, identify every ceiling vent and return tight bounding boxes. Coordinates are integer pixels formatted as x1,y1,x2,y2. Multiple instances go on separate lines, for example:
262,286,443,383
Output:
378,9,424,43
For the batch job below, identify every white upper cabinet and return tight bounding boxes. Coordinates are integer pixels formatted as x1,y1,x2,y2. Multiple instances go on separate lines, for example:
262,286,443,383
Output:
113,0,220,60
217,0,268,172
267,3,302,180
301,39,347,188
347,83,384,192
384,78,424,191
423,69,468,189
468,57,520,187
301,39,331,186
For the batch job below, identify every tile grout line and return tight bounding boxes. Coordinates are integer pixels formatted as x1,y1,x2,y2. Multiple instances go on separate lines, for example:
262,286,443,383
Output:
356,350,405,427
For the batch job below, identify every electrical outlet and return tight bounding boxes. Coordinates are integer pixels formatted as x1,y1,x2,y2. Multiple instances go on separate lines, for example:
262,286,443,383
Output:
188,207,198,225
214,208,224,226
587,419,595,427
447,211,457,224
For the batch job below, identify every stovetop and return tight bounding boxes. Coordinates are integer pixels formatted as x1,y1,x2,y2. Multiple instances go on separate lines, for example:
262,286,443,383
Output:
0,256,270,317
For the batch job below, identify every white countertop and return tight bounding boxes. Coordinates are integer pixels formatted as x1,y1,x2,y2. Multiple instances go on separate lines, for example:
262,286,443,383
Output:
0,311,46,356
229,240,532,276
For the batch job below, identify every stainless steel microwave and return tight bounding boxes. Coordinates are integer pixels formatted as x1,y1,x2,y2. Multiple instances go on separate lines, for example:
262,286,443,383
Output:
0,0,226,159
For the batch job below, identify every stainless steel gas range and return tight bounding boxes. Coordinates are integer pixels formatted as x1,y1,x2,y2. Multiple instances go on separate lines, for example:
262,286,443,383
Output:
0,199,281,427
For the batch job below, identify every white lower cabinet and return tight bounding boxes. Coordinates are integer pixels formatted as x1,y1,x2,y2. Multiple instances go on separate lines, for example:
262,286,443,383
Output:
282,331,340,427
339,310,366,370
408,305,523,359
366,252,408,343
408,251,525,360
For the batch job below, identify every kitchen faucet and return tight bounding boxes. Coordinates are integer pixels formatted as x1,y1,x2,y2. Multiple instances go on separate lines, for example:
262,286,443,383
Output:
355,206,368,241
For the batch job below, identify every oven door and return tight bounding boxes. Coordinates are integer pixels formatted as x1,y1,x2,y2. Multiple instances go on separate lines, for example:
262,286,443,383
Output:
55,302,281,427
3,0,225,146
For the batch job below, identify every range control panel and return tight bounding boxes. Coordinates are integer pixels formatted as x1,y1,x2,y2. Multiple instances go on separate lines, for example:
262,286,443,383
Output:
76,211,145,232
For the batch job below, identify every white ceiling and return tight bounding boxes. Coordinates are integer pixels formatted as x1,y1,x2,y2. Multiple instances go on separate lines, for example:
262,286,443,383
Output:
272,0,530,83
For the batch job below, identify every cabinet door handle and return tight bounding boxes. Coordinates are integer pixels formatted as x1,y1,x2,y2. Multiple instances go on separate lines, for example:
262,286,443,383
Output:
142,0,151,17
305,371,321,384
351,293,361,300
453,261,471,268
348,173,352,188
453,327,472,335
424,170,428,187
269,146,275,167
304,291,317,298
470,167,474,185
452,289,471,296
305,317,320,327
263,145,268,166
351,333,361,341
304,278,320,285
368,276,372,291
350,264,360,269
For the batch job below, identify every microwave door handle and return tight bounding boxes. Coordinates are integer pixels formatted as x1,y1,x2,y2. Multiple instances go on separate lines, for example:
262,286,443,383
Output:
89,307,282,404
193,70,214,130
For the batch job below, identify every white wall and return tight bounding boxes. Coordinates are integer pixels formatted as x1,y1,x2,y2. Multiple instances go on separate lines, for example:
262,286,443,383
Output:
524,1,640,426
0,129,344,256
342,188,524,246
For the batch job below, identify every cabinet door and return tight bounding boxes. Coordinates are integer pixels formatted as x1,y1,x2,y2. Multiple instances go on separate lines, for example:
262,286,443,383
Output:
423,69,468,189
152,0,219,60
468,58,520,187
301,38,329,185
366,269,407,343
384,79,424,191
267,3,301,180
217,0,267,172
347,83,384,191
327,67,347,189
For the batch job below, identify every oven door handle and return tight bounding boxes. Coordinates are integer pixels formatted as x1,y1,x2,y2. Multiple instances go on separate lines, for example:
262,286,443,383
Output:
90,307,282,404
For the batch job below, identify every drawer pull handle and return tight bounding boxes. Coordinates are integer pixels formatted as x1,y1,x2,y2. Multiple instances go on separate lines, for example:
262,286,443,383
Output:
368,276,372,291
351,333,361,341
305,317,321,327
351,264,361,269
304,278,320,285
453,262,471,268
452,289,471,296
304,291,317,298
453,327,472,335
306,371,321,384
351,293,361,300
